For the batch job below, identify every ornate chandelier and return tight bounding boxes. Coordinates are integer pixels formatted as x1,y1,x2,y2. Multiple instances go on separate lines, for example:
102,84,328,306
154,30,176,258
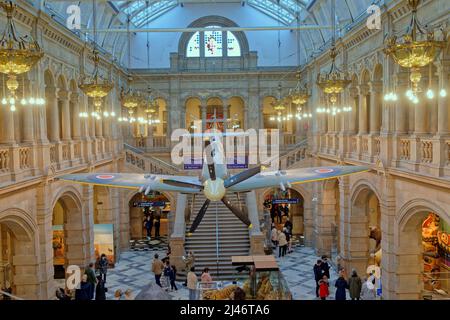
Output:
0,1,44,111
384,0,446,103
143,89,160,125
288,70,312,120
270,84,289,122
79,50,113,119
78,0,112,119
316,46,351,106
121,86,142,118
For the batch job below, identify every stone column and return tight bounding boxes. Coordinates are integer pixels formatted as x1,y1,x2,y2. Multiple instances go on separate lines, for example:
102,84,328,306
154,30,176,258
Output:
201,101,207,132
436,60,449,135
414,99,428,135
313,182,336,257
348,89,358,134
395,74,408,134
96,117,103,139
36,183,55,299
358,85,369,134
369,81,382,134
70,93,81,140
22,79,35,143
119,190,131,250
45,87,60,142
58,90,71,141
380,175,397,300
1,101,15,144
170,193,187,272
246,191,265,255
303,200,314,246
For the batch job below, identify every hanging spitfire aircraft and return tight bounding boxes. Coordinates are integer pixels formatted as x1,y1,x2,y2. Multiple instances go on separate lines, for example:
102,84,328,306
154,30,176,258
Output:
59,115,369,235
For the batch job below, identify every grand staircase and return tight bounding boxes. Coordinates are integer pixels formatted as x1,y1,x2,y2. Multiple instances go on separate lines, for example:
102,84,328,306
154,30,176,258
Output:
184,192,250,281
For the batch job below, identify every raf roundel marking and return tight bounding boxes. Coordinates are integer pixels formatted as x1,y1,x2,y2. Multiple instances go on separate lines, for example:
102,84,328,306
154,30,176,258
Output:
96,175,115,180
314,168,334,174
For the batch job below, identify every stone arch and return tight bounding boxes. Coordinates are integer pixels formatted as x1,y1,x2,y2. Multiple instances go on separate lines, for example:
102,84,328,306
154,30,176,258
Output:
51,187,87,280
227,96,245,129
178,15,250,56
185,97,202,130
125,190,176,241
394,199,449,299
347,181,382,276
0,208,39,299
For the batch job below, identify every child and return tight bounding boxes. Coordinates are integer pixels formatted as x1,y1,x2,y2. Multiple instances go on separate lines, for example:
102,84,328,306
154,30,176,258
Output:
318,275,329,300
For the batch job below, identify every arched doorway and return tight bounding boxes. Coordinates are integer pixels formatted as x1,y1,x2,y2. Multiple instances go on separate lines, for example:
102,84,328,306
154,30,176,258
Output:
51,191,84,287
0,211,38,299
350,185,381,275
185,97,201,132
128,192,171,240
397,205,450,299
262,187,304,234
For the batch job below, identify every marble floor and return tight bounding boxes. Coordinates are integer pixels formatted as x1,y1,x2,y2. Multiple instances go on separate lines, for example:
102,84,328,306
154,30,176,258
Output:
104,238,342,300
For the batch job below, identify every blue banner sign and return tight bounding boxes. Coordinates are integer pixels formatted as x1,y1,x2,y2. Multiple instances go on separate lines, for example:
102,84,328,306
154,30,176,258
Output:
133,201,166,207
272,198,300,204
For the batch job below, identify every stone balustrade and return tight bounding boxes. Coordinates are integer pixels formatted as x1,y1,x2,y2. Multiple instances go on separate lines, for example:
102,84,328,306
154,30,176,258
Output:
19,147,31,169
421,140,433,164
0,148,10,172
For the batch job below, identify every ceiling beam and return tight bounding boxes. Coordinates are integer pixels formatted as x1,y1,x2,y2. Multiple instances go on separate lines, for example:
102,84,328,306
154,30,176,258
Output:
79,24,335,33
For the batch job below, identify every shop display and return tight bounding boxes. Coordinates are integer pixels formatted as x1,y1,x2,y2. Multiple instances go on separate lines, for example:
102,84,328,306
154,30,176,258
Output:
94,224,115,265
422,213,449,295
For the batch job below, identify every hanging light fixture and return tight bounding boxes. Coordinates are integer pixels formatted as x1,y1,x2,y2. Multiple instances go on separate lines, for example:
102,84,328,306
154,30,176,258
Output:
0,1,44,111
289,70,312,120
270,83,289,123
316,0,351,115
79,0,113,119
143,87,160,125
384,0,445,102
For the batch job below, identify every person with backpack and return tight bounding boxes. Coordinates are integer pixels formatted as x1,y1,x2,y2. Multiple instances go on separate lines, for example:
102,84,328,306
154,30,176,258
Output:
313,259,324,298
335,271,349,300
163,260,171,290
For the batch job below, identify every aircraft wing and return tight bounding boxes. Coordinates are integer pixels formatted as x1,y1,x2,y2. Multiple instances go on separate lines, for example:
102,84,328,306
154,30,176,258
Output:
227,166,369,192
58,173,202,193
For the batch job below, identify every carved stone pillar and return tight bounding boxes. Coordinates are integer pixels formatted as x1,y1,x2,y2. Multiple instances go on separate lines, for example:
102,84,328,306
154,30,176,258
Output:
369,81,382,134
358,85,369,134
70,93,81,140
45,87,60,142
201,101,207,132
0,101,15,144
22,79,35,143
436,60,449,135
58,90,71,141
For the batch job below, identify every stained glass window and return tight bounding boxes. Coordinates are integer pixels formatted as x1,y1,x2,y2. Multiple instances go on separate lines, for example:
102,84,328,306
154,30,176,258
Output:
227,31,241,57
186,31,201,57
204,26,223,57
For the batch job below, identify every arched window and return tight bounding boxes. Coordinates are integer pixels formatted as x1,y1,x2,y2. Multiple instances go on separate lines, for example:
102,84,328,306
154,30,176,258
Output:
186,26,241,58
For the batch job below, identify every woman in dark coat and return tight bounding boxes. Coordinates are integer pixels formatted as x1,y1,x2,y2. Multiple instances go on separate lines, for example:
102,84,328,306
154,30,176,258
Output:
95,275,108,300
75,275,92,301
335,276,349,300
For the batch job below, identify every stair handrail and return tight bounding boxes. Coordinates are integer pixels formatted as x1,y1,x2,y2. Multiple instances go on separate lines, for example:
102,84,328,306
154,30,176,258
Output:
215,201,220,280
0,289,24,300
124,143,181,174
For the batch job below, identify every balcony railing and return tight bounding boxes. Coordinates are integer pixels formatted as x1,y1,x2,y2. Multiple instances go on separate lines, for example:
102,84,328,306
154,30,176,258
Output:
19,147,31,169
0,148,10,172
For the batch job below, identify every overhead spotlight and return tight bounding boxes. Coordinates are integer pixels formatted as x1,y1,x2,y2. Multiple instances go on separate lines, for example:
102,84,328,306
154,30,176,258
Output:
440,89,447,97
426,89,434,99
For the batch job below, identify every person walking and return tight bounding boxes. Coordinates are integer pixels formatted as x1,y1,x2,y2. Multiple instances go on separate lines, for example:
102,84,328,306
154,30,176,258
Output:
270,203,276,224
163,260,171,290
144,215,153,239
169,265,178,291
321,255,331,279
187,267,198,300
335,272,349,300
98,253,108,283
283,227,291,255
183,251,195,286
276,205,283,224
95,275,107,300
313,260,323,298
201,267,213,289
277,230,287,257
360,277,376,300
271,226,278,248
318,275,329,300
348,269,362,300
85,262,97,299
151,253,164,287
154,216,161,238
75,274,92,301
